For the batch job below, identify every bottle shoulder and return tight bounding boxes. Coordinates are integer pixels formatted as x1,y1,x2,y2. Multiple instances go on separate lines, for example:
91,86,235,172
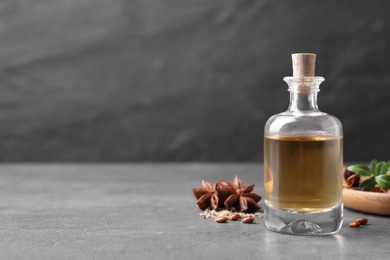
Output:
265,110,341,123
264,111,343,137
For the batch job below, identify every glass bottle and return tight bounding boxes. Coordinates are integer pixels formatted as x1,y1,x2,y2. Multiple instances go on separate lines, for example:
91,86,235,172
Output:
263,53,343,235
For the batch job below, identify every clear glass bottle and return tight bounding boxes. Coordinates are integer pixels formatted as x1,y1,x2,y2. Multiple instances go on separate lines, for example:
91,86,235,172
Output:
263,53,343,235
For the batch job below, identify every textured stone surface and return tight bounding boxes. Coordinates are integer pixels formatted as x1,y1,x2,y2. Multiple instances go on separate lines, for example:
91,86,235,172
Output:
0,0,390,161
0,164,389,259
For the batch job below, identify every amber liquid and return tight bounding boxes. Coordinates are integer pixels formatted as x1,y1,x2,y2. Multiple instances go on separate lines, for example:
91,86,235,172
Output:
264,135,343,213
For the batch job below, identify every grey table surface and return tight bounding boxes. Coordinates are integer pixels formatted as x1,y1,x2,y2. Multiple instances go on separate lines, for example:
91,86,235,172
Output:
0,163,389,260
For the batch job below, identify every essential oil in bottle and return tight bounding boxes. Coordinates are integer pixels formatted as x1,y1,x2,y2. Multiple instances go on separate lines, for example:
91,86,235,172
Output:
263,53,343,235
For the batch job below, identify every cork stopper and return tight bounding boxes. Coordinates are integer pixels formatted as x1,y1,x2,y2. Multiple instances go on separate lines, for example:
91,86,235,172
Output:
291,53,316,77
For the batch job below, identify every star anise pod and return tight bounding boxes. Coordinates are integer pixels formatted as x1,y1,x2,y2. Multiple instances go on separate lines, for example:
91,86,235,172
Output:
217,175,261,213
343,167,360,188
214,179,237,208
192,180,218,210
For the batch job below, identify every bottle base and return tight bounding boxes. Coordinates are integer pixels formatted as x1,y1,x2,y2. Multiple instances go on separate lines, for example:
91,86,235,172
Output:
264,202,343,236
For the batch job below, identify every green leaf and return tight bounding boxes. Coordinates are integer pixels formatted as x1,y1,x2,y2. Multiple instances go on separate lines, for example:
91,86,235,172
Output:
347,165,372,176
370,159,378,173
385,161,390,172
359,177,377,191
376,175,390,189
376,162,388,176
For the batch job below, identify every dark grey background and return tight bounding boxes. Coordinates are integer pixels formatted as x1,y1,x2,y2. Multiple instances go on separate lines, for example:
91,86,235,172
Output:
0,0,389,162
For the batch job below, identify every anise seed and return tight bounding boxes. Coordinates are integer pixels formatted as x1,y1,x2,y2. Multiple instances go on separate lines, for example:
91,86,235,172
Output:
349,221,361,228
241,216,254,223
215,216,228,223
229,213,241,221
356,218,368,225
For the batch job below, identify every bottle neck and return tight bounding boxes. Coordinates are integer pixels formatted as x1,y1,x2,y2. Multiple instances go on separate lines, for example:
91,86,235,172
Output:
288,92,319,111
284,76,324,112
